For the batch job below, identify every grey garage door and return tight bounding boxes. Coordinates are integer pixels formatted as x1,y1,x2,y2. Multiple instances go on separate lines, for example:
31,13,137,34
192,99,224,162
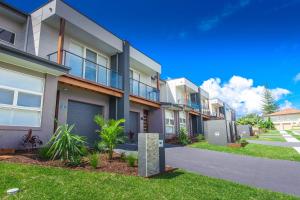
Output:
67,100,103,146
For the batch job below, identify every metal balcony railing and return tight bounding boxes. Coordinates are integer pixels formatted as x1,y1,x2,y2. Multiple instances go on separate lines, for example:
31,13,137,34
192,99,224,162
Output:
48,50,123,90
177,98,200,111
130,78,159,102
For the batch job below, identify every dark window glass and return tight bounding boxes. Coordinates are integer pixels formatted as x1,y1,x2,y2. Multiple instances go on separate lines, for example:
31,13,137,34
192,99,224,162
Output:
0,28,15,44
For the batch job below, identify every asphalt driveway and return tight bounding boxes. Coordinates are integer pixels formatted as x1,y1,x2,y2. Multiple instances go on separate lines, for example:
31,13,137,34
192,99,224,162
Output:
165,145,300,197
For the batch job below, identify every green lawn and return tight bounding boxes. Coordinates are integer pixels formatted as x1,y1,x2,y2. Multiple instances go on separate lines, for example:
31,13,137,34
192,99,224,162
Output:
247,130,286,142
190,142,300,162
247,136,286,142
286,130,300,141
0,163,298,200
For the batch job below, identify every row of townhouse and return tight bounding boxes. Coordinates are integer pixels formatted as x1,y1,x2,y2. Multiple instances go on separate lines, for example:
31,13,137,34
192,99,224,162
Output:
0,0,235,149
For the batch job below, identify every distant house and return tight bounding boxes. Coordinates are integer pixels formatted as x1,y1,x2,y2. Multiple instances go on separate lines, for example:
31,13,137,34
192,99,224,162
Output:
267,108,300,130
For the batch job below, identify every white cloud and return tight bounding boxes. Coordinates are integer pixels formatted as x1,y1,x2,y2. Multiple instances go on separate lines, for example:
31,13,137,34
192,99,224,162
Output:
280,100,293,110
198,0,251,31
294,73,300,82
200,75,290,116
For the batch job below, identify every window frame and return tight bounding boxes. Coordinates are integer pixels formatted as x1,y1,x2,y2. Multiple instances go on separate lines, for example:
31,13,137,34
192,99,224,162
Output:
0,26,16,45
0,68,44,127
179,111,186,128
69,40,110,84
165,110,175,134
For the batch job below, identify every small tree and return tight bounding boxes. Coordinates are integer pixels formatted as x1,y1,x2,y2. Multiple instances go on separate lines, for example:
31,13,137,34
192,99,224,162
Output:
262,88,278,115
47,124,86,164
94,115,125,160
236,114,262,127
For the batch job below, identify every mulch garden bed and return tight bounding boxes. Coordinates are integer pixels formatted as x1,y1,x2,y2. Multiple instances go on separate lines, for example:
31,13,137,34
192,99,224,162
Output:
0,151,138,176
0,151,174,177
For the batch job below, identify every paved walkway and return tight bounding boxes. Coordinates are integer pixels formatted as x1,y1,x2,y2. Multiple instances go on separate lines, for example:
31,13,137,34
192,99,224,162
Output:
293,131,300,136
247,140,300,147
280,131,300,153
166,146,300,197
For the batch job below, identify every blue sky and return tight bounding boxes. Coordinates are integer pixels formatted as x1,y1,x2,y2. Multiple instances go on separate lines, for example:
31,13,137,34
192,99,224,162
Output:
7,0,300,114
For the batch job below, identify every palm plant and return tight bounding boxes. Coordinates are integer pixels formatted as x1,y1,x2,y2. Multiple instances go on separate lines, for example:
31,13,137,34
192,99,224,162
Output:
47,124,86,163
94,115,125,160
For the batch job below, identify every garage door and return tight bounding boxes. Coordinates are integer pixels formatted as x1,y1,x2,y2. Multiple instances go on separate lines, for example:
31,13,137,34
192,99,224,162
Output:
67,100,103,146
283,123,292,130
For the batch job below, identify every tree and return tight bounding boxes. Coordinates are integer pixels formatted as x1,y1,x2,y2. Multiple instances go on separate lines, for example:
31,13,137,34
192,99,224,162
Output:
262,88,278,115
94,115,125,160
236,114,262,127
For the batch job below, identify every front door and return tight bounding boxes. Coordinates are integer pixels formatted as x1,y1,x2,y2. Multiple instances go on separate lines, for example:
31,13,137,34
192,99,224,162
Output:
67,100,103,146
129,111,139,142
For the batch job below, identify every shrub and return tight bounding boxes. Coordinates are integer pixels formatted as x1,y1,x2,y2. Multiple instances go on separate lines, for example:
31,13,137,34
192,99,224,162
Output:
38,146,51,160
178,128,191,145
120,152,126,162
65,156,82,167
94,142,107,153
196,134,205,142
94,115,125,160
126,154,137,167
240,139,249,147
89,153,100,169
47,124,86,166
80,146,89,156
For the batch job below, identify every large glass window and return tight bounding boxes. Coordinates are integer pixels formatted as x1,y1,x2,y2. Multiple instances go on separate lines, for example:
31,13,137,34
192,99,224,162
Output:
0,68,44,127
85,49,97,81
179,111,186,128
165,110,175,134
0,28,15,44
67,42,84,77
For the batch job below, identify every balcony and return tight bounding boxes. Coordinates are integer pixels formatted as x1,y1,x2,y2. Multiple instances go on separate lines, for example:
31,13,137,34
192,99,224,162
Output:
201,107,211,116
177,98,200,111
130,78,159,102
48,50,123,90
211,112,225,119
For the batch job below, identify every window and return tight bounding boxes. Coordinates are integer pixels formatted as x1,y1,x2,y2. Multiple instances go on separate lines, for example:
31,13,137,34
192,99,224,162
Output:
68,41,110,85
0,68,44,127
179,111,186,128
0,28,15,45
165,110,175,134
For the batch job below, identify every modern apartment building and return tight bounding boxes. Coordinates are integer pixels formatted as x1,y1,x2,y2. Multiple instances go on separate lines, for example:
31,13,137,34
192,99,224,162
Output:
209,98,225,119
0,0,236,149
0,0,161,148
160,78,202,139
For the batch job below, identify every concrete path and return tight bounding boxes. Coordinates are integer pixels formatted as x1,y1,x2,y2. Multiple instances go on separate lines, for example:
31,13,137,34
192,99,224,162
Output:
247,140,300,147
280,131,300,153
166,146,300,197
293,131,300,136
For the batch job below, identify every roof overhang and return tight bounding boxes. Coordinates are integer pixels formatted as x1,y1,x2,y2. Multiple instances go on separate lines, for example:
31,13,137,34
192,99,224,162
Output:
130,46,161,74
0,44,69,76
33,0,123,55
0,2,27,23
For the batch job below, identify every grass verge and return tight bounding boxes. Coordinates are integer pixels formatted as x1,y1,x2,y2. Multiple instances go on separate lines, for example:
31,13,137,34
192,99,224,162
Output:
0,162,298,200
190,142,300,162
286,130,300,141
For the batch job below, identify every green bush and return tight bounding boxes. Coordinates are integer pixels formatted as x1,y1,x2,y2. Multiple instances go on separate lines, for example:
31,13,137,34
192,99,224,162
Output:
120,152,126,162
240,139,249,147
178,128,191,145
38,146,51,160
94,115,125,160
126,154,137,167
94,142,107,153
47,124,86,166
89,153,100,169
196,134,205,142
80,146,89,156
